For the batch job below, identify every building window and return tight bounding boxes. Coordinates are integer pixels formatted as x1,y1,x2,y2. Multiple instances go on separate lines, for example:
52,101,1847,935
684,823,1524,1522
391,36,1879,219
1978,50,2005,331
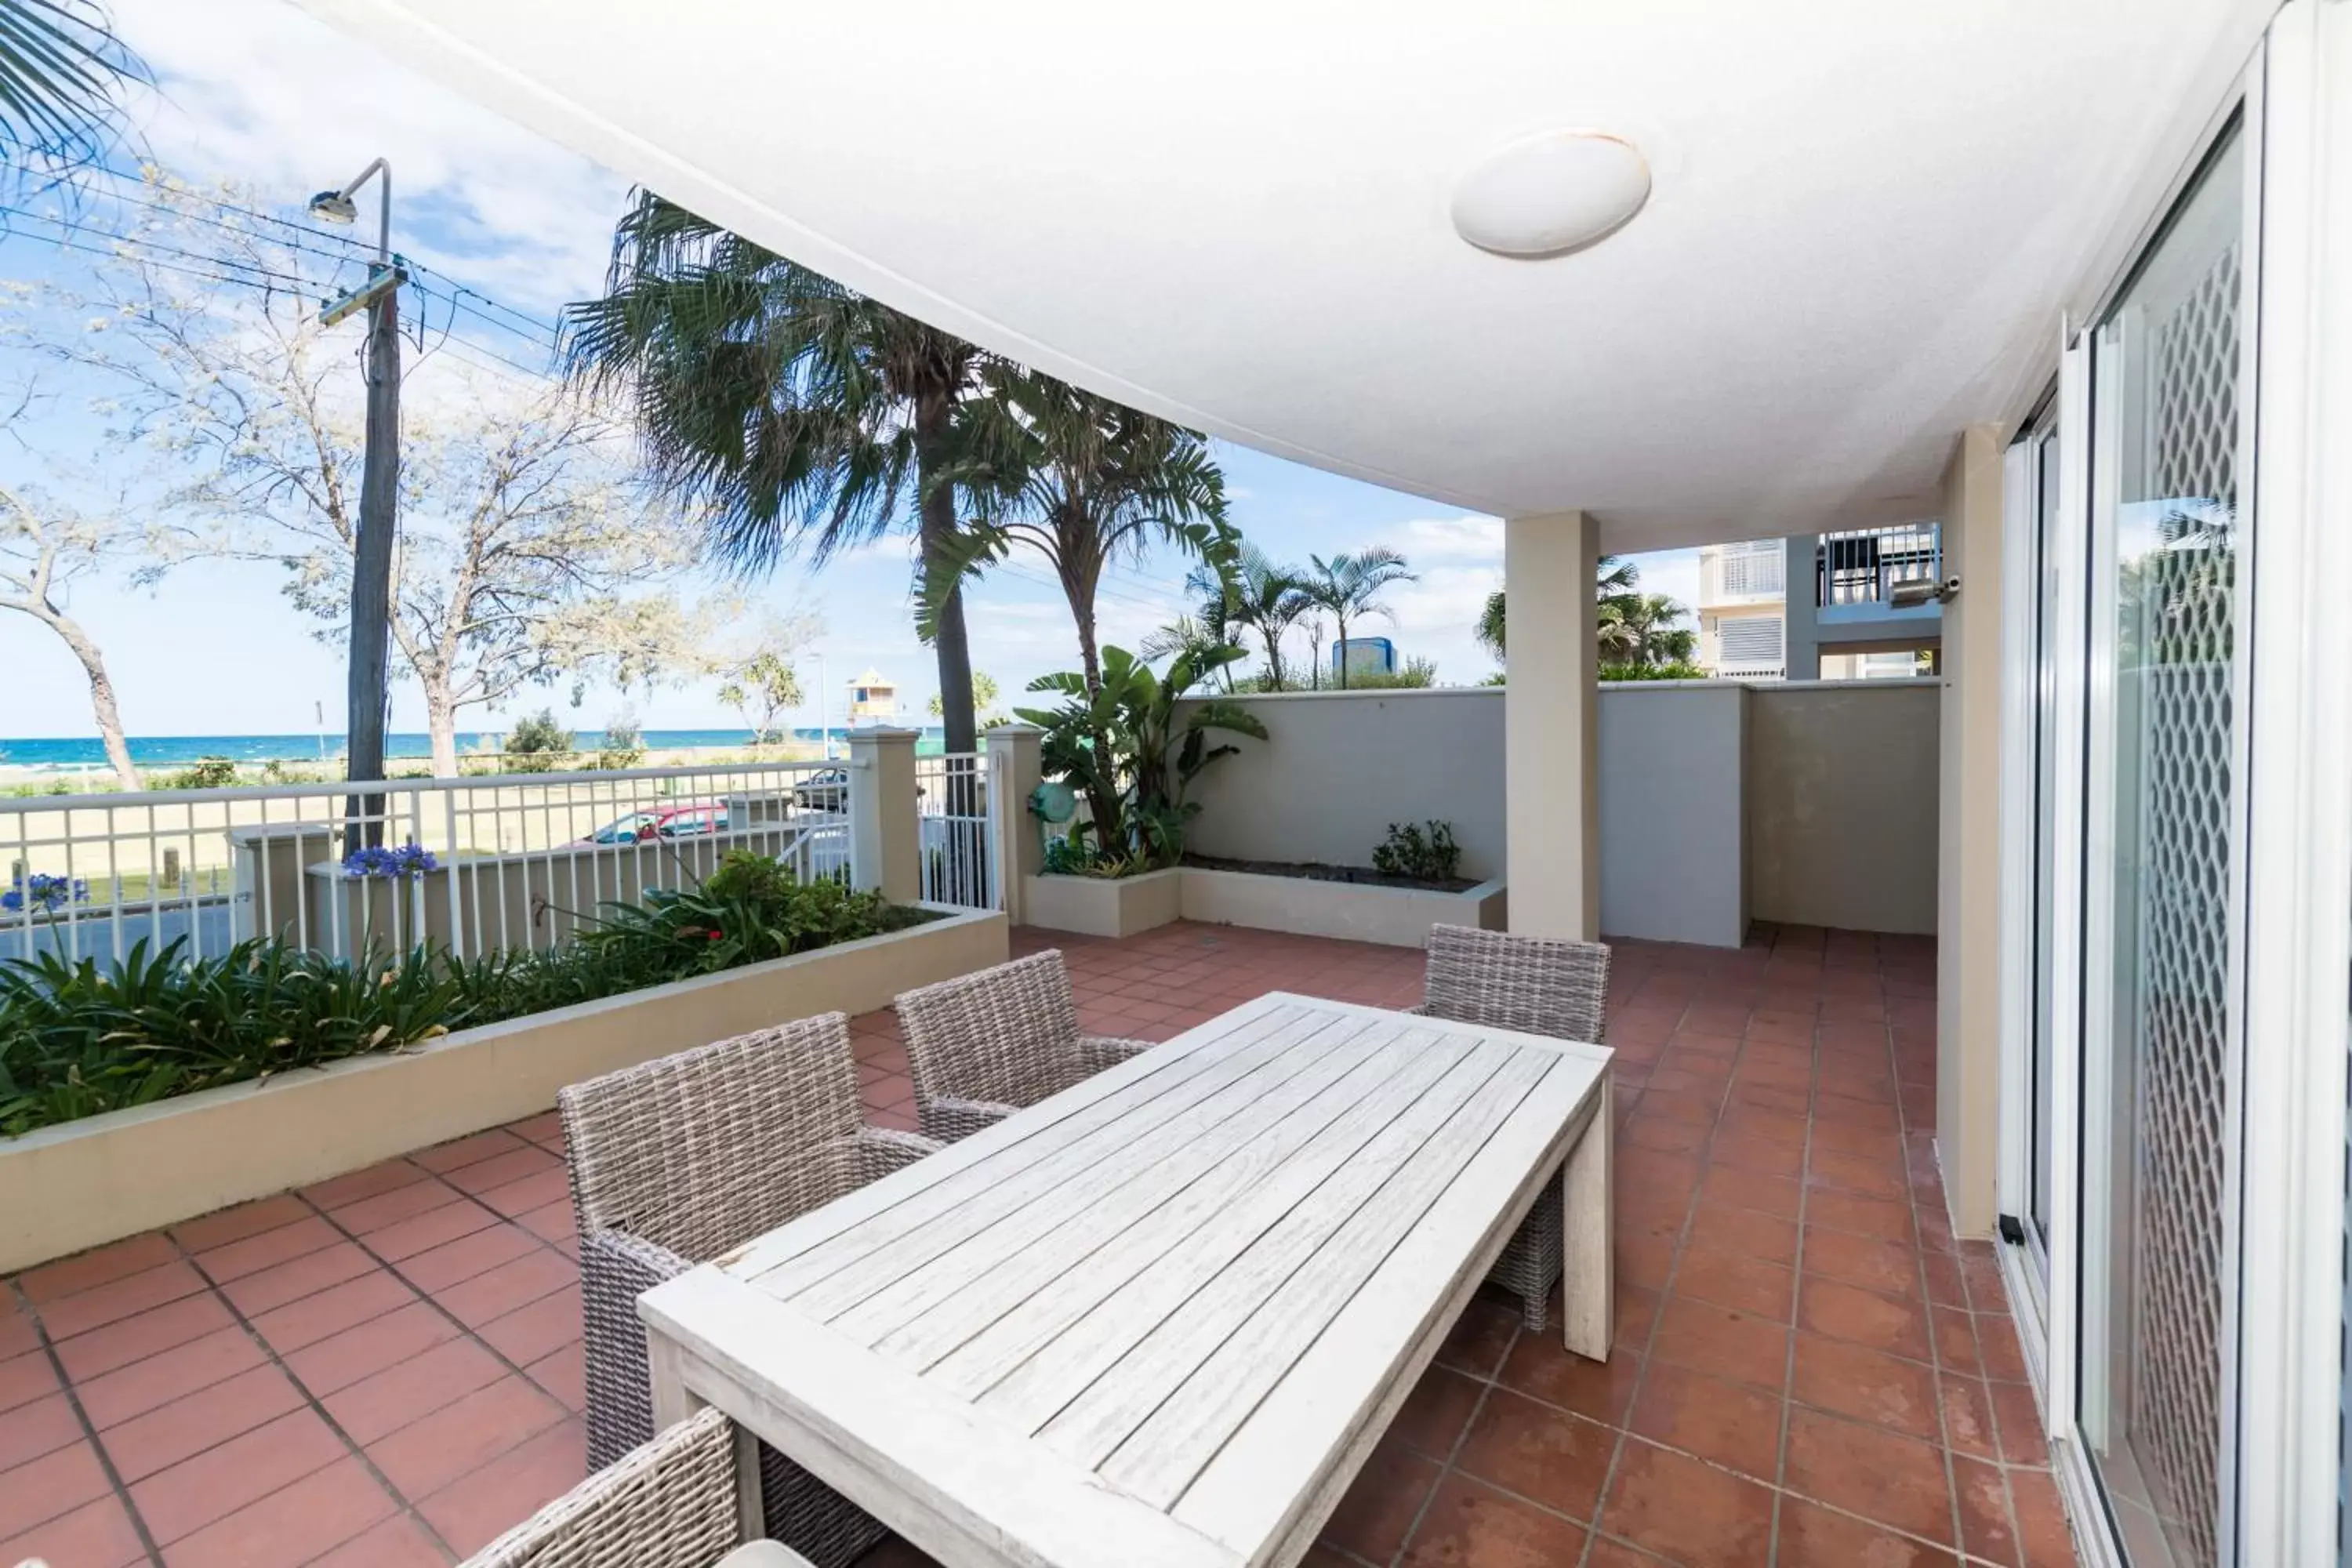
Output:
1719,540,1785,597
1719,615,1784,670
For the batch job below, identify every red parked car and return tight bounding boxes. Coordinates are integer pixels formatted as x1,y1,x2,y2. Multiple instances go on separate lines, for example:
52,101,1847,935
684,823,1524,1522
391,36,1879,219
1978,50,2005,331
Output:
580,803,728,844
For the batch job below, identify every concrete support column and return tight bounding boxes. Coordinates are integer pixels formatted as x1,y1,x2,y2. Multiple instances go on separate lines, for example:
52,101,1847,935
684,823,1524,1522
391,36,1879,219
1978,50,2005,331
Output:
985,723,1044,925
1504,511,1601,941
1781,533,1822,681
848,727,922,903
1934,426,2008,1238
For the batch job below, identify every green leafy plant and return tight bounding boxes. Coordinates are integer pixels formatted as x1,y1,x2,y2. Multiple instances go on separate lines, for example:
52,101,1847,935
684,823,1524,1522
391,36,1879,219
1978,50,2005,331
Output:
0,849,931,1136
573,849,920,978
0,938,466,1135
593,712,647,770
1372,821,1462,883
1342,657,1439,690
1599,661,1708,681
160,756,238,790
1018,643,1266,872
505,710,575,772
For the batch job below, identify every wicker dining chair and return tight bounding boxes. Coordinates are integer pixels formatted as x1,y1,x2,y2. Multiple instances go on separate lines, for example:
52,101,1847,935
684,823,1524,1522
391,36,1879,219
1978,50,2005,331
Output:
461,1405,814,1568
895,950,1155,1142
1413,922,1613,1333
560,1013,942,1568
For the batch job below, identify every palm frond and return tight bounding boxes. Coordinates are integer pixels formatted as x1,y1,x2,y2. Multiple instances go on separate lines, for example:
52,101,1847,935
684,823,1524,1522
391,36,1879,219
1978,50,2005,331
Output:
0,0,145,168
558,188,985,579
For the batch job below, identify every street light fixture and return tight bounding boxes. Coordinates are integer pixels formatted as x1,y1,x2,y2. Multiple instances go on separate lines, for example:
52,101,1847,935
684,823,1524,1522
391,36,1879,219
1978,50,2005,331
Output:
307,157,390,262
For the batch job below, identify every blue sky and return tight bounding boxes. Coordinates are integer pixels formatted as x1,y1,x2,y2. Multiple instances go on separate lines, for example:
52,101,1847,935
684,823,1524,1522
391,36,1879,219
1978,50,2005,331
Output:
0,0,1697,742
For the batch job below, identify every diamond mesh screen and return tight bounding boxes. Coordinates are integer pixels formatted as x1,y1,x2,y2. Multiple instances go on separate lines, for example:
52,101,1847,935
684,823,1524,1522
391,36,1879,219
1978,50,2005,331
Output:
2122,238,2241,1568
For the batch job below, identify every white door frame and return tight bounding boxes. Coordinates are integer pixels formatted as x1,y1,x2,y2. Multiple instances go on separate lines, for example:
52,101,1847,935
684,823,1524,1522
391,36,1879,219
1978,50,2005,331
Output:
1995,392,2060,1375
2234,3,2352,1562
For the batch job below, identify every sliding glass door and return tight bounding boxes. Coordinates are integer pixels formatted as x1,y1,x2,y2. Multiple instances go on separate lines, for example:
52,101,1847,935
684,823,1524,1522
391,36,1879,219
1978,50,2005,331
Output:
2077,122,2251,1568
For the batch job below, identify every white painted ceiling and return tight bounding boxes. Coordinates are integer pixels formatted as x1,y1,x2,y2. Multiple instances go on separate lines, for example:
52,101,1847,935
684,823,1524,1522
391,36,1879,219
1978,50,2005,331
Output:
299,1,2260,548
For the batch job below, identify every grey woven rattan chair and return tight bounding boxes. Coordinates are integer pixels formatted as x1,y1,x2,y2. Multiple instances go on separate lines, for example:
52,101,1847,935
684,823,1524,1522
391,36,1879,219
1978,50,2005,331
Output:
895,950,1154,1142
561,1013,941,1568
1413,922,1613,1334
460,1405,813,1568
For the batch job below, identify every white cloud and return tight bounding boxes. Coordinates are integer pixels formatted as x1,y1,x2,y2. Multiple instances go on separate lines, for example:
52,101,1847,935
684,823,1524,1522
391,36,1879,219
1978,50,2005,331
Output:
1381,514,1503,562
111,0,630,317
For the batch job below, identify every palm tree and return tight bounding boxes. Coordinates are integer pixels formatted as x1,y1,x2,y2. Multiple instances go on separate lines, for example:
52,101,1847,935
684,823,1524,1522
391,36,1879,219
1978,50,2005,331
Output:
1481,554,1646,665
562,191,993,755
1610,593,1690,666
1145,555,1250,691
1226,544,1313,690
1139,612,1232,684
1476,589,1506,661
1595,597,1640,662
929,366,1234,702
1301,548,1416,689
1,1,144,169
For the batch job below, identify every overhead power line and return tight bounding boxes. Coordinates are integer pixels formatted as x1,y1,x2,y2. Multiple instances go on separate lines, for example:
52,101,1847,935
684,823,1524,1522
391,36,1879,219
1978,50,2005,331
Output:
2,203,563,377
33,166,569,343
1,205,325,292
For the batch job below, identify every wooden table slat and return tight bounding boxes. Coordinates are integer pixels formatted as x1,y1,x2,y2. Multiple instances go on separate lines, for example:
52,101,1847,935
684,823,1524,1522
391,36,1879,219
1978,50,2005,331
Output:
1174,1070,1603,1558
1102,1047,1562,1505
1027,1040,1519,1464
782,1010,1376,1323
737,1004,1310,1292
849,1018,1422,1359
922,1028,1472,1403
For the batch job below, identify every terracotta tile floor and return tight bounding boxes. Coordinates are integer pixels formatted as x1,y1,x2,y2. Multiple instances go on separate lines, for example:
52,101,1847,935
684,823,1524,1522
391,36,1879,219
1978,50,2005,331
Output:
0,921,2075,1568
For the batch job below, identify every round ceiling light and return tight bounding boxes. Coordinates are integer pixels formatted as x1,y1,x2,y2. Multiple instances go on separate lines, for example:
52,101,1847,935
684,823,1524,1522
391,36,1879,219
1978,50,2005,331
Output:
1451,130,1652,259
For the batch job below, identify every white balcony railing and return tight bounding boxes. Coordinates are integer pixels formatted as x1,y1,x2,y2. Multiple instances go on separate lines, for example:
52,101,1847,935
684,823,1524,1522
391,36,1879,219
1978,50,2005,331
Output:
2,759,852,968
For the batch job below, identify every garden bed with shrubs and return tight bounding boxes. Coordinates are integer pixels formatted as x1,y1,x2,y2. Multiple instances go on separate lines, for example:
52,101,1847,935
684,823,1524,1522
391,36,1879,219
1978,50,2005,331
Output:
1180,820,1475,893
1179,852,1478,895
0,850,932,1136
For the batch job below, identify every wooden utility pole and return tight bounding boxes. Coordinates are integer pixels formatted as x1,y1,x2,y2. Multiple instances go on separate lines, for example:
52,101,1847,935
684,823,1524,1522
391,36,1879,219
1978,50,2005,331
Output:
311,159,399,844
346,268,400,830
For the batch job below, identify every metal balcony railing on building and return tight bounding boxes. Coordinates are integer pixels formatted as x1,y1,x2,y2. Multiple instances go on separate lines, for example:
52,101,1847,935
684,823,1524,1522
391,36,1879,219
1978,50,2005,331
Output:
1816,523,1943,610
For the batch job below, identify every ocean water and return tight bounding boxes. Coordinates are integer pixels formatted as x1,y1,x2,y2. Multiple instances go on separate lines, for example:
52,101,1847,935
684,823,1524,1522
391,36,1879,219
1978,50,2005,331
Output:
0,728,946,771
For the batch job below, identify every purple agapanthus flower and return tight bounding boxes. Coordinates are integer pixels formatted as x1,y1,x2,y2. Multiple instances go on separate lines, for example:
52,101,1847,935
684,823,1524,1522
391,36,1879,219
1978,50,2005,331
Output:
341,842,441,880
2,873,89,913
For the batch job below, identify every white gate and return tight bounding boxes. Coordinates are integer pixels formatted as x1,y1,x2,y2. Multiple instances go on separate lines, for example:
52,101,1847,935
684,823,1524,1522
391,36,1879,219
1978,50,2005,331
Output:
914,750,1000,909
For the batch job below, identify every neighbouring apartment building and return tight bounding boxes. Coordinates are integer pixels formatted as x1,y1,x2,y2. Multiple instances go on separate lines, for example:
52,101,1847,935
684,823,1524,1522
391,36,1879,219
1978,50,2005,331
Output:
1694,538,1788,678
1697,527,1945,680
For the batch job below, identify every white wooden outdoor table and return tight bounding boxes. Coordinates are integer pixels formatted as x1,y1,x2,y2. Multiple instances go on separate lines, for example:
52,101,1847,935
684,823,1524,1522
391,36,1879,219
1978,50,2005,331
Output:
638,990,1614,1568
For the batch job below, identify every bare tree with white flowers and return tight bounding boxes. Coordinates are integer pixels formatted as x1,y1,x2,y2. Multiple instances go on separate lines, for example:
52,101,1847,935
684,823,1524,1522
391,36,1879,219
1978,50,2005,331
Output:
22,173,724,777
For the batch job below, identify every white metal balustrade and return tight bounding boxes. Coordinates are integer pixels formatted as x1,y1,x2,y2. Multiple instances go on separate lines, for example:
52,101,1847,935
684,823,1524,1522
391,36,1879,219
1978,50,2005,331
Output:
915,750,999,909
1,759,852,968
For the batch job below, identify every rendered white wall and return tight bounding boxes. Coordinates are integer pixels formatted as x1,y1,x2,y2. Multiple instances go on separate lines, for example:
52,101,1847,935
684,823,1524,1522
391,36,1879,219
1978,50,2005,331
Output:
1746,681,1942,935
1174,688,1506,880
1598,684,1748,946
1174,680,1939,947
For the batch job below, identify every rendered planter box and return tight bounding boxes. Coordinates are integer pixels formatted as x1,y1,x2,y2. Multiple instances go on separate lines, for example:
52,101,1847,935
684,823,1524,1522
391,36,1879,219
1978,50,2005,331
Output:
0,906,1007,1275
1022,867,1184,939
1178,868,1508,948
1022,867,1505,948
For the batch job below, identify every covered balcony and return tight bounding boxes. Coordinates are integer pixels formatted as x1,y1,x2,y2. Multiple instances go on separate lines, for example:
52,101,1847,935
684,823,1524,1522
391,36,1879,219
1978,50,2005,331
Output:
1,920,2070,1567
3,0,2289,1563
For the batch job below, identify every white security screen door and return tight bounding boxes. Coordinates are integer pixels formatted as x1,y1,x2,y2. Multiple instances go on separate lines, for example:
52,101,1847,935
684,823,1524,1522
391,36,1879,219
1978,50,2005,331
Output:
2078,122,2252,1568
